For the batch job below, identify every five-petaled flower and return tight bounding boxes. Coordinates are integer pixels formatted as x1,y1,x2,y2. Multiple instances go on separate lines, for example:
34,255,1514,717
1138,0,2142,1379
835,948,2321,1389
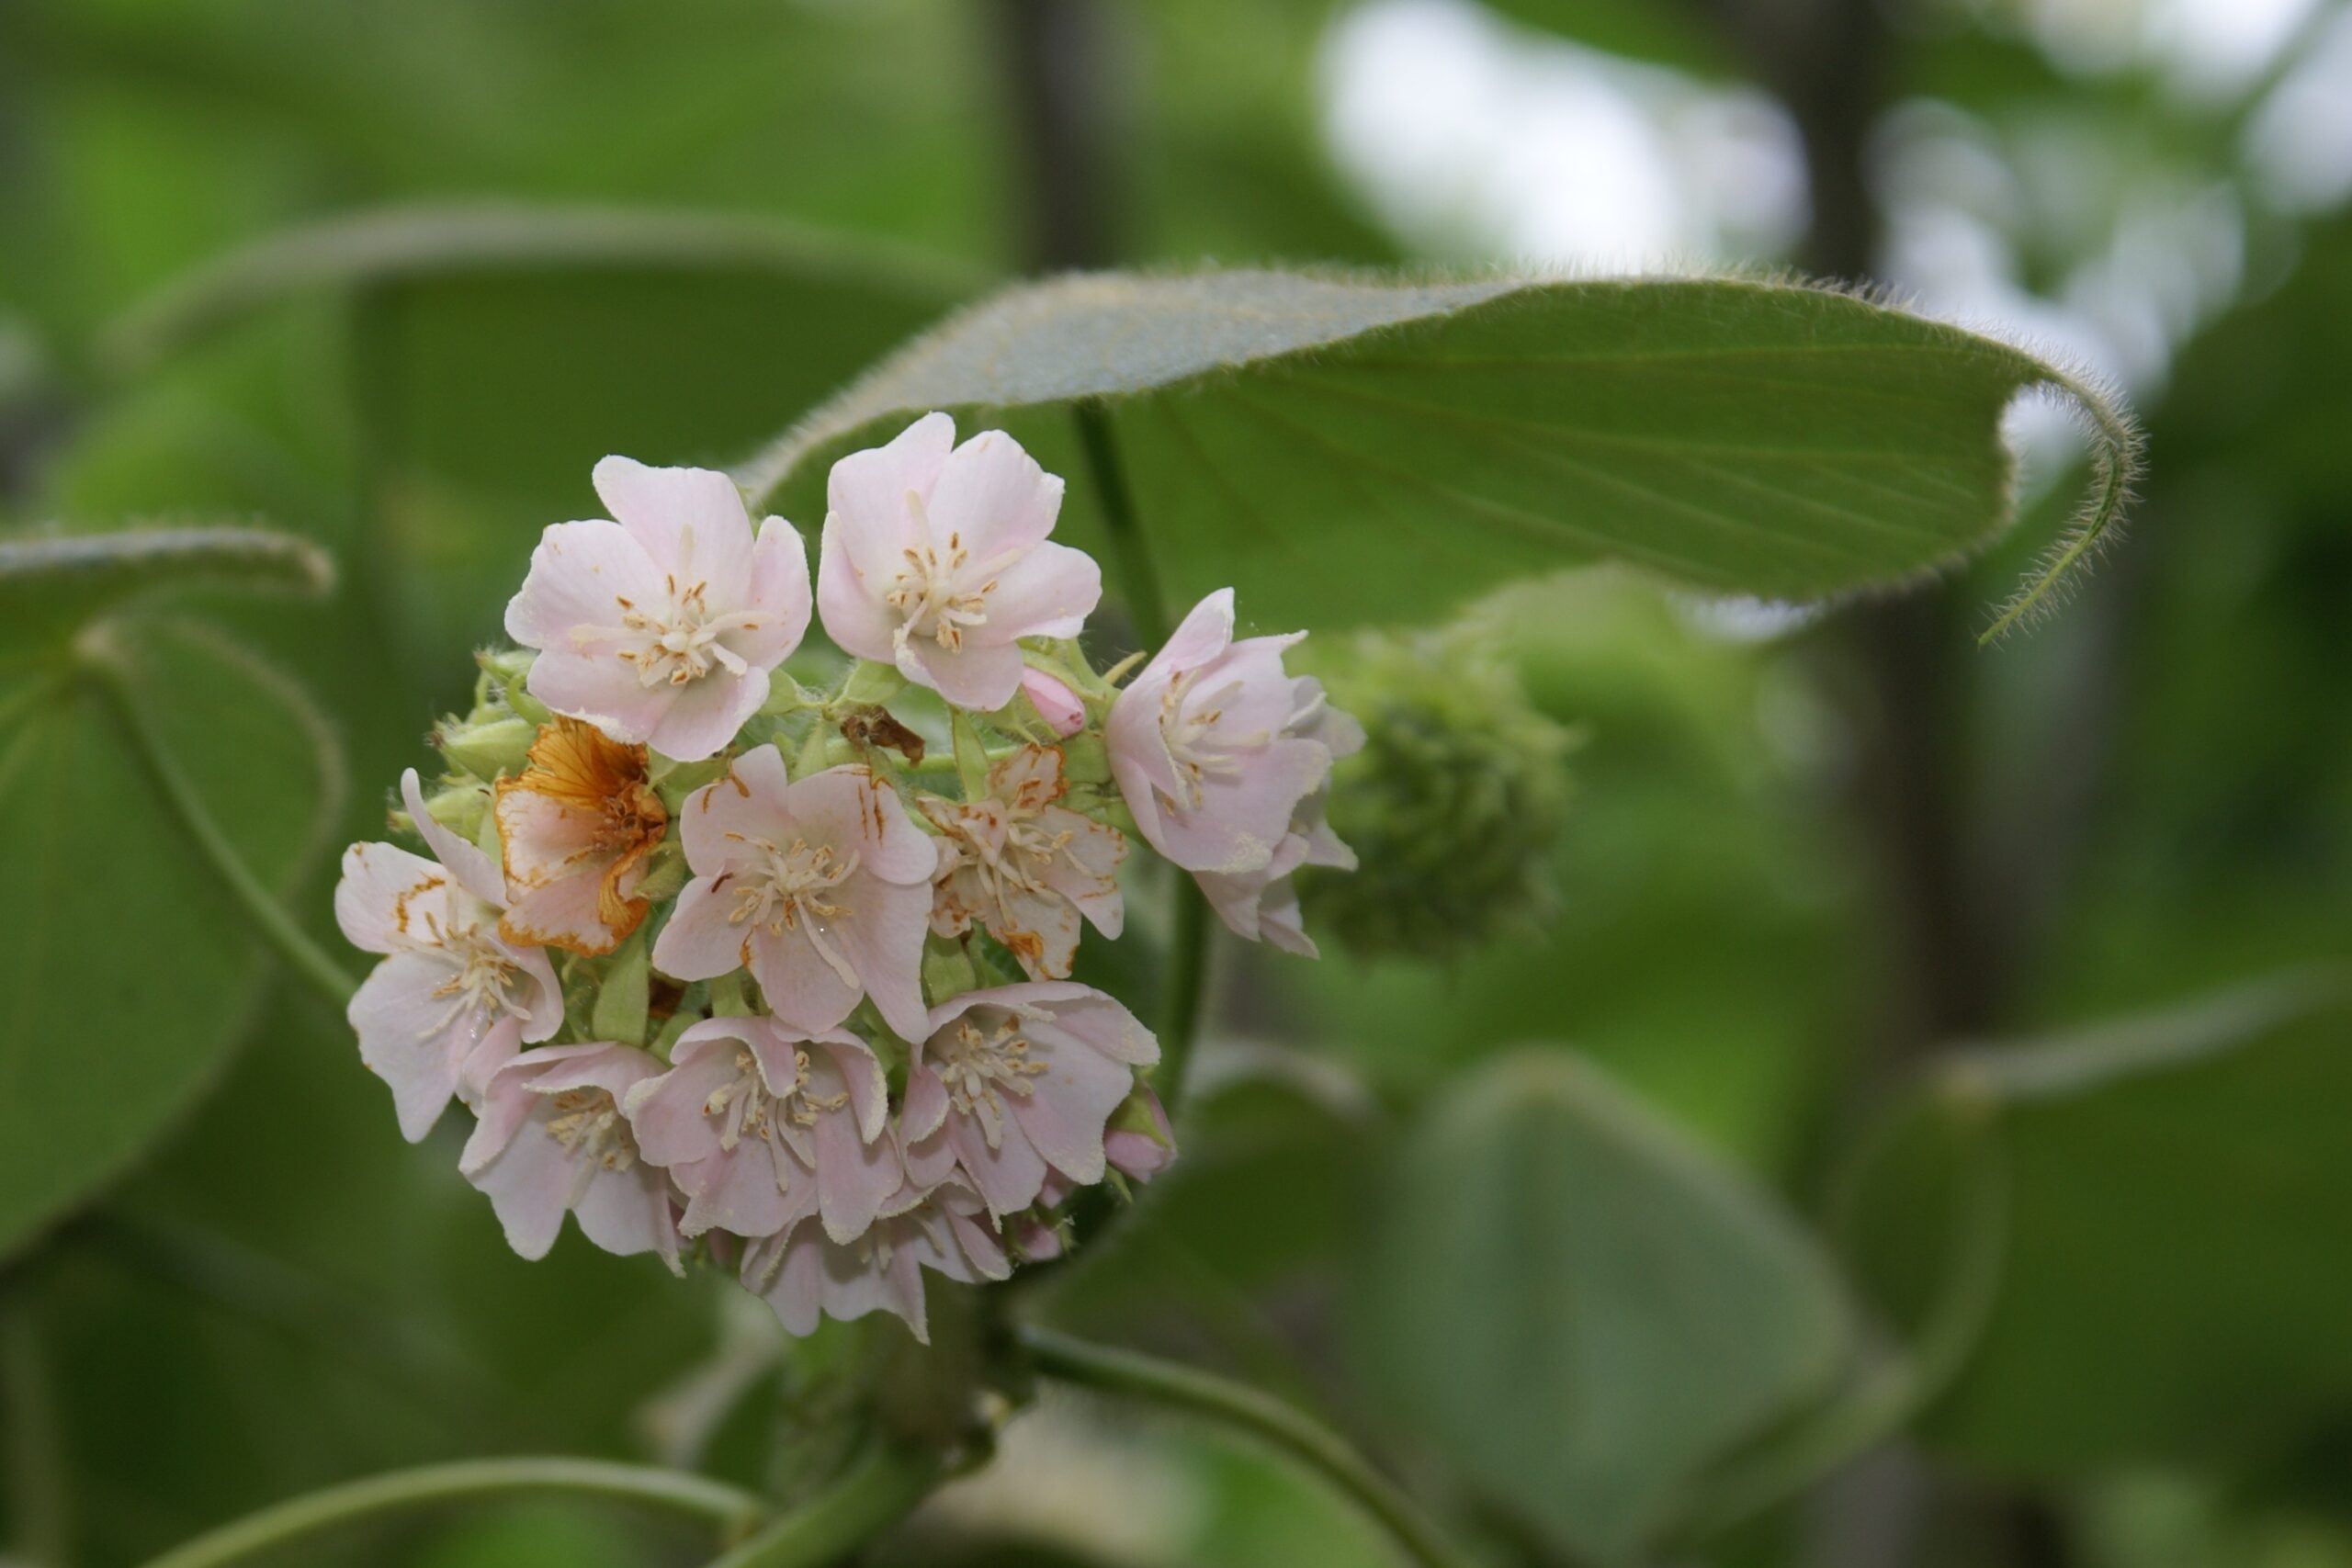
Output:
651,748,936,1042
494,716,668,955
505,457,811,761
625,1014,899,1244
922,744,1125,980
1195,676,1363,955
462,1042,680,1271
335,770,561,1141
1106,588,1337,879
901,982,1158,1216
817,413,1101,711
741,1176,1008,1345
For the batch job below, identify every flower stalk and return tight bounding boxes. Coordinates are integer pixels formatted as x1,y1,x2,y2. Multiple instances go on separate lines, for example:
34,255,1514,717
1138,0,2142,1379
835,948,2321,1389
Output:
85,642,358,1010
1016,1325,1481,1568
699,1440,944,1568
137,1458,766,1568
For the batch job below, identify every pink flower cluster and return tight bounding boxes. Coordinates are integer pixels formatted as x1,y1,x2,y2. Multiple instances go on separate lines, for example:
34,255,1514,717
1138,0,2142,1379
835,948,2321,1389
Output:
337,414,1354,1341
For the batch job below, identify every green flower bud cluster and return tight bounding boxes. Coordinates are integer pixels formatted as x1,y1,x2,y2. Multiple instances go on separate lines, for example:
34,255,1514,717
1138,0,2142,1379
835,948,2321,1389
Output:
1300,624,1575,959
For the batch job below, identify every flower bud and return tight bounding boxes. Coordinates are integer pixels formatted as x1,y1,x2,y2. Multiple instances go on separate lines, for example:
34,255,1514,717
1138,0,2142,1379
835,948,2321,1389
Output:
1299,625,1574,959
475,646,549,724
418,778,492,843
1019,667,1087,737
432,712,537,780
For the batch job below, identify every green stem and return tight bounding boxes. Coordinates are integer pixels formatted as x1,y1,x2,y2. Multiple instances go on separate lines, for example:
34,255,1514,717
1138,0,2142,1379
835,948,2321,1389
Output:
139,1459,765,1568
86,649,358,1010
1073,400,1166,650
1668,1130,2009,1544
1,1287,69,1568
1017,1326,1479,1568
700,1442,941,1568
1071,400,1211,1104
1156,876,1210,1109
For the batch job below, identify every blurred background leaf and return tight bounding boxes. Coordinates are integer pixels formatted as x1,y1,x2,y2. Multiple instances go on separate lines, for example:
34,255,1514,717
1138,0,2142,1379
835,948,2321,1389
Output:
1346,1049,1852,1562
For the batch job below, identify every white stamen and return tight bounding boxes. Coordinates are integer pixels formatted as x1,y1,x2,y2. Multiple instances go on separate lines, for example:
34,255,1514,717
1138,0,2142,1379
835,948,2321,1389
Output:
724,834,863,990
933,1010,1050,1149
614,572,763,689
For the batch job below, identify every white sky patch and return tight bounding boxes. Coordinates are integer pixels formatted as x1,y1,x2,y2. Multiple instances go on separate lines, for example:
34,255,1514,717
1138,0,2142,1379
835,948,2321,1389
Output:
1873,101,2245,398
1967,0,2322,100
2244,5,2352,211
1317,0,1808,269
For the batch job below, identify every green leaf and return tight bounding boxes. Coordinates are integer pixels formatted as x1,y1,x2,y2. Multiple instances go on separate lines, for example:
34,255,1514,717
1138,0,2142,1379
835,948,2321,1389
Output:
0,613,339,1258
1344,1049,1851,1563
736,271,2133,636
333,223,971,660
0,525,333,661
1844,968,2352,1478
90,202,983,382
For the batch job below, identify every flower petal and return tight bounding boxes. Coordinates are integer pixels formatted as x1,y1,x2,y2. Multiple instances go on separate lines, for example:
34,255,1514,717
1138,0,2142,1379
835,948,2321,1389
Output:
504,519,664,650
592,457,756,591
924,427,1063,562
334,841,450,955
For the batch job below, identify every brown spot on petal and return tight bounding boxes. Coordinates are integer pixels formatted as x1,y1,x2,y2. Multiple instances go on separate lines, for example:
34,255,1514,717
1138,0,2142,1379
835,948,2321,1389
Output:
492,716,667,956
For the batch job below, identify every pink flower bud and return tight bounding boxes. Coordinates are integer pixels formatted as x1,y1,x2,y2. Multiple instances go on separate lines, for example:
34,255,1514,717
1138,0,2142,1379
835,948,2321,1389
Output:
1022,667,1088,737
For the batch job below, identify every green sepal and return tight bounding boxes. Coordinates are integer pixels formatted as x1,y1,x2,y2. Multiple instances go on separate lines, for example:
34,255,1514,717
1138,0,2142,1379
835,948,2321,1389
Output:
651,754,729,814
840,659,907,705
708,971,753,1019
591,930,652,1047
1058,731,1111,784
434,712,536,779
922,934,979,1005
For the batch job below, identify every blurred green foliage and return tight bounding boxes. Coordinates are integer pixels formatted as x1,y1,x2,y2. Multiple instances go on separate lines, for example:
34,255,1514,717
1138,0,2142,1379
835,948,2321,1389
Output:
0,0,2347,1566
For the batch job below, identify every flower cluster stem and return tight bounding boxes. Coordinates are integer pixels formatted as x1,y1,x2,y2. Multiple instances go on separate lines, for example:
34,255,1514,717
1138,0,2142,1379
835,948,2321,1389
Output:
1070,400,1210,1103
1016,1325,1481,1568
699,1441,942,1568
138,1458,766,1568
1073,400,1165,650
89,653,359,1011
1157,877,1210,1107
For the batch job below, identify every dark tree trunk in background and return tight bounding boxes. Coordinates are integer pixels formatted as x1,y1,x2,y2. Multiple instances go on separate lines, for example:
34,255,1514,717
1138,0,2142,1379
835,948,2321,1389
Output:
989,0,1123,273
1705,0,2075,1564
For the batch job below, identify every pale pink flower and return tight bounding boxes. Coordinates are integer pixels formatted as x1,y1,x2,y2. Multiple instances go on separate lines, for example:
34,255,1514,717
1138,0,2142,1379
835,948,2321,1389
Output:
505,457,811,762
461,1043,680,1271
335,769,560,1141
650,750,935,1041
623,1015,898,1244
741,1177,1007,1344
921,744,1125,980
817,414,1101,711
1195,677,1363,956
1106,589,1335,875
900,982,1157,1216
1020,668,1087,737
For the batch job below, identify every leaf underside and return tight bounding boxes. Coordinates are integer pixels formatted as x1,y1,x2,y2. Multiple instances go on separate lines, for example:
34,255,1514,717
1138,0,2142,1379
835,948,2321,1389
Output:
739,270,2132,634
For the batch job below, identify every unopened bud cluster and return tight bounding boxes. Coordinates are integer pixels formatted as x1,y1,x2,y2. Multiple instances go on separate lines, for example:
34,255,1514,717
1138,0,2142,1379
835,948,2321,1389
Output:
334,414,1356,1341
1299,625,1572,959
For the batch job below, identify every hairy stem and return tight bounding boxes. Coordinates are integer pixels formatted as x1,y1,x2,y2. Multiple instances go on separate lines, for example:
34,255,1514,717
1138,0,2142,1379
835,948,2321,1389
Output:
700,1442,941,1568
1017,1325,1478,1568
86,647,359,1011
1073,400,1166,650
140,1459,765,1568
